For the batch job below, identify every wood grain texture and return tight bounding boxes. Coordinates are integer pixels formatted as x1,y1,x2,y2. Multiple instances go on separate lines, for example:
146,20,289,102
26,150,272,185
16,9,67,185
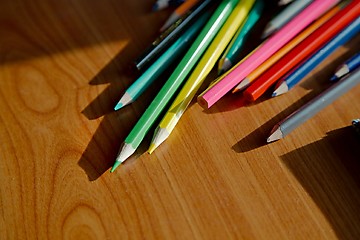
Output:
1,0,360,239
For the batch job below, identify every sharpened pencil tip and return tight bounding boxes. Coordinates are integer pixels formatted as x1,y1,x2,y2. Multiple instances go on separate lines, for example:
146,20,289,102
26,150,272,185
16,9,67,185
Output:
152,3,159,11
330,75,337,81
220,58,232,75
148,127,169,154
267,126,283,143
261,23,276,39
114,102,123,111
110,161,122,172
115,92,133,110
148,144,156,154
272,81,288,97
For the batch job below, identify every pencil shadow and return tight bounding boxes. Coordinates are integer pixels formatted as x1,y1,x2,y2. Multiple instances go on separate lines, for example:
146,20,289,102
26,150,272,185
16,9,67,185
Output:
76,0,294,181
0,0,172,65
280,126,360,239
78,47,179,181
232,91,320,153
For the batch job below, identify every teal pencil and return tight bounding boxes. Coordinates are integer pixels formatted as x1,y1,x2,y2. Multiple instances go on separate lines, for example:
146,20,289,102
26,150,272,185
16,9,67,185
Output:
218,0,264,74
111,0,239,172
114,10,210,110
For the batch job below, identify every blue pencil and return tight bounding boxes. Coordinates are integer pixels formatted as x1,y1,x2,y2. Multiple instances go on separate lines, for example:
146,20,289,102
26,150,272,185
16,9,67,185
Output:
330,52,360,81
272,16,360,97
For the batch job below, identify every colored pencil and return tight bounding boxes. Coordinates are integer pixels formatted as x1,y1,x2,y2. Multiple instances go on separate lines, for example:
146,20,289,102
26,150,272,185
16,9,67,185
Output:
243,1,360,102
111,0,239,172
331,52,360,81
278,0,294,6
198,0,339,109
267,67,360,143
273,17,360,97
148,0,255,153
262,0,312,39
153,0,185,11
114,11,210,110
135,0,217,72
218,0,264,75
201,45,263,98
234,4,341,92
160,0,199,32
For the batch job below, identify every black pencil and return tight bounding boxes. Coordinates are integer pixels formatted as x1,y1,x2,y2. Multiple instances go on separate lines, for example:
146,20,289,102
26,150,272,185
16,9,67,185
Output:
134,0,218,72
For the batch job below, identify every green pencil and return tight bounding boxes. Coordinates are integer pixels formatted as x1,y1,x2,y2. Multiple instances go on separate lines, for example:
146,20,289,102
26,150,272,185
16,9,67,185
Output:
218,0,264,74
111,0,239,172
114,10,211,110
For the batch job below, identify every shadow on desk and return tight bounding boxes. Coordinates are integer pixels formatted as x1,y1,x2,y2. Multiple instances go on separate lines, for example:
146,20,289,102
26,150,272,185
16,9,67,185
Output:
78,43,177,180
281,127,360,239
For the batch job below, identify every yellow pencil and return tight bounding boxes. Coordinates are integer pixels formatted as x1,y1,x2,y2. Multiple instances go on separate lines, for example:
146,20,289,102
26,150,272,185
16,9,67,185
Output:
233,4,341,92
148,0,255,153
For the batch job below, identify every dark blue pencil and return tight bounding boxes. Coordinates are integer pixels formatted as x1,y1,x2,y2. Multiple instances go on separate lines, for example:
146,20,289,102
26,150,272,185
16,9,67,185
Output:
272,16,360,97
330,52,360,81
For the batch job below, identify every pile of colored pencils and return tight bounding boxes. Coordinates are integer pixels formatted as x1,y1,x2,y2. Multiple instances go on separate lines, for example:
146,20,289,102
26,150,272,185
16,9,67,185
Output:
111,0,360,172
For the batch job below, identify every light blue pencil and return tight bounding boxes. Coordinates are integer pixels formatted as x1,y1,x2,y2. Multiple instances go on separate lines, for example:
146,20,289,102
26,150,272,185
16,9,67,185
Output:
114,11,210,110
268,66,360,142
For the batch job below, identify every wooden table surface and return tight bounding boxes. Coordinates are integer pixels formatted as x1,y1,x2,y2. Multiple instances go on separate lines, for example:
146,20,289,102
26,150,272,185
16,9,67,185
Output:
1,0,360,239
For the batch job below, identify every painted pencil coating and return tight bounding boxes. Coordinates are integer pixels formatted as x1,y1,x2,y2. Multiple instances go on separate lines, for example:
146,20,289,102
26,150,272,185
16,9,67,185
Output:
273,17,360,96
262,0,312,39
112,0,239,171
218,0,264,74
149,0,255,152
114,11,210,110
268,67,360,142
233,3,342,92
135,0,217,72
244,1,360,102
198,0,339,109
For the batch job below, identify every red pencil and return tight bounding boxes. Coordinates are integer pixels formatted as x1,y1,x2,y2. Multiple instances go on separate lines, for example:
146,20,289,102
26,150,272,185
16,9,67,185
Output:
243,0,360,102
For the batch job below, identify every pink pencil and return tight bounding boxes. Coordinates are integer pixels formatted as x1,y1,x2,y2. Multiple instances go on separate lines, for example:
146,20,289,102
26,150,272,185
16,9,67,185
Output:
198,0,340,109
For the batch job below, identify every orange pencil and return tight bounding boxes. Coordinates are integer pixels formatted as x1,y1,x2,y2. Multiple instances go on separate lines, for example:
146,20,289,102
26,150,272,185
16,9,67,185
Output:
160,0,200,32
233,3,341,92
243,0,360,102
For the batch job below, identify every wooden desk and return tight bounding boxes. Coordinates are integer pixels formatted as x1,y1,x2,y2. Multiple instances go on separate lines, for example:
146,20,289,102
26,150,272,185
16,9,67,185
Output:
1,0,360,239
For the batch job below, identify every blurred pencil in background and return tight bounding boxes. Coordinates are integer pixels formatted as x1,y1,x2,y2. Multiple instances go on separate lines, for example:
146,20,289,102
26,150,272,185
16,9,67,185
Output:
135,0,217,72
218,0,264,75
160,0,199,31
262,0,312,39
153,0,185,11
